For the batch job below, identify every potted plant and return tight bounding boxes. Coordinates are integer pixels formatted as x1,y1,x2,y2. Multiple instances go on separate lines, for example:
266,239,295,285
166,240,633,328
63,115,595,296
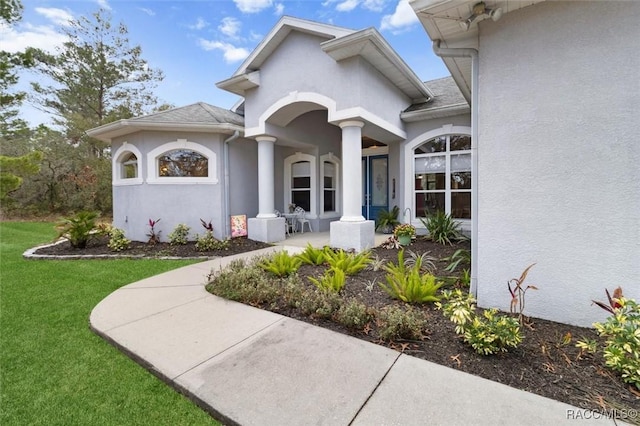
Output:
394,223,416,246
376,206,400,234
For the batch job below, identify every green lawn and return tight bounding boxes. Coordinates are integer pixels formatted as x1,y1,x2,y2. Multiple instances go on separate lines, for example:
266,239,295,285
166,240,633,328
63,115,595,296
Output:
0,222,219,425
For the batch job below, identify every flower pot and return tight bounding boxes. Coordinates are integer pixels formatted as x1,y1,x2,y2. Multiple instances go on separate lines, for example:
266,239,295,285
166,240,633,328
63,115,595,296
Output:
398,235,411,246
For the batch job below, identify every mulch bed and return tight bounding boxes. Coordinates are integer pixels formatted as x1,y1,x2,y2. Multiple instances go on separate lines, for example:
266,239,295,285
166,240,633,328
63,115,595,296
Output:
33,235,640,419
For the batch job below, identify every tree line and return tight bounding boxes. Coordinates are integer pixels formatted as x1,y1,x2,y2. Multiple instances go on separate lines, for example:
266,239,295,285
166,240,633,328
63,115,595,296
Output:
1,0,166,216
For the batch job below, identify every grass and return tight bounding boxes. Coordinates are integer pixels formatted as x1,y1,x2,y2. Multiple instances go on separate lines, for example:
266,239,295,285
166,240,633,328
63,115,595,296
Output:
0,222,219,425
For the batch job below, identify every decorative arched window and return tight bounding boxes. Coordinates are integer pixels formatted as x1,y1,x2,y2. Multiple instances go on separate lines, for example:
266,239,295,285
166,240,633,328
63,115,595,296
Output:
284,152,316,216
147,139,218,184
320,153,340,216
112,142,143,185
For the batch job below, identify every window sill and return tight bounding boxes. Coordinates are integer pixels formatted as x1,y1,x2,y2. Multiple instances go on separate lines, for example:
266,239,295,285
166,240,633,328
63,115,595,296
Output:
113,178,143,186
146,177,219,185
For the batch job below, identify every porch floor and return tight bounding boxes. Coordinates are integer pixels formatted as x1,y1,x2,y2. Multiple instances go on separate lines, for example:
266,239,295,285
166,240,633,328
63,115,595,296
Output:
274,230,389,249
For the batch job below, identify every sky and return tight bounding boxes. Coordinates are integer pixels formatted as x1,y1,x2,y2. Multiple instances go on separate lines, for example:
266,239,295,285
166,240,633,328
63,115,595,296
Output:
3,0,451,127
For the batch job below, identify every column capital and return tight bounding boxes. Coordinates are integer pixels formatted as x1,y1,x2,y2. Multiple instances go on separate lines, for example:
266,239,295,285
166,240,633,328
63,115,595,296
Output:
255,135,277,143
338,120,365,129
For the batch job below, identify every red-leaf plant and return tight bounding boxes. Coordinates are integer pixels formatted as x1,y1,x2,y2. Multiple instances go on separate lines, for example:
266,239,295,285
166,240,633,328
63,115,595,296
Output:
200,219,213,232
147,218,161,245
592,287,623,314
508,263,538,326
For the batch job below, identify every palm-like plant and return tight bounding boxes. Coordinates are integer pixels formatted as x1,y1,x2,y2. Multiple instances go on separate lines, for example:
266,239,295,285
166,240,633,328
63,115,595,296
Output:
56,211,100,248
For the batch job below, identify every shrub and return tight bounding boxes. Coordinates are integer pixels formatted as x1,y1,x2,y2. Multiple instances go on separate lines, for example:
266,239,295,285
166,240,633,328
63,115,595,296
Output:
56,211,100,248
308,267,346,293
380,250,443,303
107,227,130,252
335,299,372,331
195,231,229,251
207,262,280,305
294,289,341,319
437,289,522,355
260,250,302,277
376,305,427,341
168,223,190,245
420,210,461,245
577,297,640,390
297,243,327,266
324,248,371,275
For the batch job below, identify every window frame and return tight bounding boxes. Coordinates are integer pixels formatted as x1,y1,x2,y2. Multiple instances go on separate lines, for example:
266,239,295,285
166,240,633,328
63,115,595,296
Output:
146,139,218,185
284,152,317,218
320,153,341,218
112,142,143,186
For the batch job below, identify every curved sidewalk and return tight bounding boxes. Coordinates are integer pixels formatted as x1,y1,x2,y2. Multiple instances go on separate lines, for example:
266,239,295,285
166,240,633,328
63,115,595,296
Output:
90,246,618,426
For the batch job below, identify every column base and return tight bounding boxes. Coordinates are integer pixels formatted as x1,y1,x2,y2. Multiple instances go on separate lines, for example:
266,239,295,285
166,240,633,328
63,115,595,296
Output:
330,220,375,252
248,217,285,243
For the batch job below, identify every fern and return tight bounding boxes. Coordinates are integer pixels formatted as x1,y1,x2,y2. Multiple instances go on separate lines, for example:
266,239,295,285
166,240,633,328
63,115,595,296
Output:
260,251,302,277
297,243,327,266
308,267,346,293
324,248,371,275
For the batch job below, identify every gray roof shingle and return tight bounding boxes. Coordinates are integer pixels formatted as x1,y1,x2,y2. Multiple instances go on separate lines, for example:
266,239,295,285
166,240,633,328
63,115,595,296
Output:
133,102,244,126
404,77,467,113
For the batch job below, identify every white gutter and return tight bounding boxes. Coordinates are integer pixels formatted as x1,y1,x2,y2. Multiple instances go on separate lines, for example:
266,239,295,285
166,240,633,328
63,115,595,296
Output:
432,39,479,297
223,131,241,238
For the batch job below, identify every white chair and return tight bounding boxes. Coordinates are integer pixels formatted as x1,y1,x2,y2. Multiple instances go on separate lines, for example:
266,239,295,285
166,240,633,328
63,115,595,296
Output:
294,206,312,233
275,210,293,236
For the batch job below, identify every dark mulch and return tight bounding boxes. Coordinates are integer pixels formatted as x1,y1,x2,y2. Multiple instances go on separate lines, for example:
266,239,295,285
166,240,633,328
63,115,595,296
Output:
35,235,640,419
33,235,272,258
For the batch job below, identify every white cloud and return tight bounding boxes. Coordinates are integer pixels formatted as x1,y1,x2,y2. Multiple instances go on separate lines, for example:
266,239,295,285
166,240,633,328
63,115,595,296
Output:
274,3,285,15
380,0,418,33
189,17,209,30
198,39,250,63
219,17,241,38
234,0,273,14
138,7,156,17
363,0,386,12
336,0,359,12
34,7,73,26
324,0,388,13
96,0,111,11
0,22,68,53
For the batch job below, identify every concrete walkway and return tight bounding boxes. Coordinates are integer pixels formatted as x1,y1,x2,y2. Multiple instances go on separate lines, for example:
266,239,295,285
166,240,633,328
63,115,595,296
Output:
90,245,619,426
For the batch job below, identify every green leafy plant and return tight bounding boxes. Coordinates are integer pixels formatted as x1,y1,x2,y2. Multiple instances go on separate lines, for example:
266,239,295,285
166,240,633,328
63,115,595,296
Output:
507,263,538,325
376,206,400,233
260,250,302,277
443,248,471,273
393,223,416,238
404,249,436,274
168,223,190,245
297,243,327,266
146,218,161,245
376,305,427,341
420,210,461,245
195,231,229,251
56,211,100,248
380,249,443,303
437,289,522,355
308,267,346,293
107,227,130,252
335,299,373,331
324,248,371,275
576,291,639,390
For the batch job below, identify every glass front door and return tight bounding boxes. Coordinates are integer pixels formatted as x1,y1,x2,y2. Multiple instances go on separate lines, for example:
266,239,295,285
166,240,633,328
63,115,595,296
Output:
362,155,388,220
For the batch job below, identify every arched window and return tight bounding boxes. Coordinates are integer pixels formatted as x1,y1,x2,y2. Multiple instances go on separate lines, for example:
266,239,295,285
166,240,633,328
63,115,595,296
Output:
414,134,471,219
320,153,340,216
112,143,143,185
147,140,218,184
284,152,316,216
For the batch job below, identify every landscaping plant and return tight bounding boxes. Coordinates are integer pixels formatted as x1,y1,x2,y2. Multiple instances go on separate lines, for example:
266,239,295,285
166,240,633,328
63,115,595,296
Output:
420,210,461,245
438,289,522,355
335,299,373,331
297,243,327,266
107,227,131,252
260,250,302,277
168,223,190,245
324,248,371,275
376,305,427,341
381,249,443,303
376,206,400,233
146,218,161,244
393,223,416,239
507,263,538,325
55,210,100,248
308,267,346,293
195,219,228,251
443,248,471,273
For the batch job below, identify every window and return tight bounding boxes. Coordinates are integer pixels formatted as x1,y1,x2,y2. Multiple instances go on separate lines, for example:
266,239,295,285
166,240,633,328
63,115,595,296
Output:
284,152,316,216
112,143,143,185
414,134,471,219
320,153,340,215
158,149,208,177
146,140,218,184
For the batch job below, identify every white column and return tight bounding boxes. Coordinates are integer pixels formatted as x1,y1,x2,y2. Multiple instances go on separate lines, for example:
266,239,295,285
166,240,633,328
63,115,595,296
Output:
339,120,365,222
256,136,276,218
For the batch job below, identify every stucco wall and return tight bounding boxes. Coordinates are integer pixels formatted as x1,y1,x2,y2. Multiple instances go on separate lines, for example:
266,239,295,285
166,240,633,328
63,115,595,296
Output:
112,131,225,241
244,31,410,132
477,1,640,326
228,138,259,220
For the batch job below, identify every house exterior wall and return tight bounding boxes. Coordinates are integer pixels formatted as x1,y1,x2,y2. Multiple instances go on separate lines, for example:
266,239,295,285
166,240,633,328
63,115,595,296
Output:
112,131,226,241
244,31,411,132
228,138,259,219
476,1,640,326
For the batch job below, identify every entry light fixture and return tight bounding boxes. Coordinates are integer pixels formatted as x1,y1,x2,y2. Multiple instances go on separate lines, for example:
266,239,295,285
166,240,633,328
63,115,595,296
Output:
459,1,503,31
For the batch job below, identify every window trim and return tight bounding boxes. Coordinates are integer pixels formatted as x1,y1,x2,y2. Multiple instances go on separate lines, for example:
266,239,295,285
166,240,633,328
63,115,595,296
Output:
320,153,341,219
284,152,317,218
147,139,218,184
404,125,472,228
112,142,143,186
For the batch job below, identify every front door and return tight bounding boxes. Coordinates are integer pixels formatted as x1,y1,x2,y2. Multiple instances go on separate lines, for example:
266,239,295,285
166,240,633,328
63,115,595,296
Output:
362,155,388,220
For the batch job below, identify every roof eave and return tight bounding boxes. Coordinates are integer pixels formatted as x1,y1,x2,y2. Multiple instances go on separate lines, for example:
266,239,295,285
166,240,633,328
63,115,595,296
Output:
87,121,245,142
216,71,260,96
400,103,470,122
